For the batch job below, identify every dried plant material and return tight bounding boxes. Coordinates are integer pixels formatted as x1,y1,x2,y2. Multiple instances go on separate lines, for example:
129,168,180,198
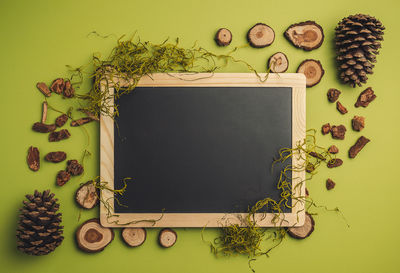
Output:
327,158,343,168
331,125,347,140
327,88,341,103
214,28,232,46
309,152,325,160
66,160,84,176
55,114,68,127
32,122,56,133
27,146,40,171
349,136,370,158
45,152,67,163
268,52,289,73
355,87,376,107
56,170,71,186
63,80,75,98
71,117,93,127
159,228,177,248
287,213,315,239
297,59,324,87
49,129,70,142
285,21,324,51
122,228,147,247
336,101,348,114
305,162,315,173
305,188,309,197
75,182,99,209
328,145,339,154
78,108,99,121
50,78,65,94
36,82,51,97
41,101,48,123
326,178,336,190
76,218,114,253
247,23,275,48
352,116,365,131
321,123,331,135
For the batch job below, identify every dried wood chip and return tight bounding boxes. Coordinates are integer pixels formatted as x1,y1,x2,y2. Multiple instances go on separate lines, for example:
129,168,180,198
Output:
352,116,365,131
327,88,341,103
331,125,347,140
336,101,348,114
66,160,84,176
36,82,51,97
349,136,370,158
321,123,331,135
49,129,70,142
355,87,376,107
326,178,336,190
328,145,339,154
56,170,70,186
27,146,40,171
55,114,68,127
45,152,67,163
32,122,56,133
71,117,93,127
50,78,65,94
327,158,343,168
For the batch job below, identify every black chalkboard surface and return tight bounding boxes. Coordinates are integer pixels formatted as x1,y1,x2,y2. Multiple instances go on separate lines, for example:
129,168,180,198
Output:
114,86,292,213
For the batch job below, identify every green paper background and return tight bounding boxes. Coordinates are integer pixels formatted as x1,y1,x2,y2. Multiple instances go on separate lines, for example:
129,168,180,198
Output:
1,0,399,272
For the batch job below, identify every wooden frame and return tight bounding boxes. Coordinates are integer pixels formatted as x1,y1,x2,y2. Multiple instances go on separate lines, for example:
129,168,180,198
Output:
100,73,306,228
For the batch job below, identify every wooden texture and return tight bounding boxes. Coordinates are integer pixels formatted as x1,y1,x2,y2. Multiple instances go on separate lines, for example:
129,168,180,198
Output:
100,73,306,228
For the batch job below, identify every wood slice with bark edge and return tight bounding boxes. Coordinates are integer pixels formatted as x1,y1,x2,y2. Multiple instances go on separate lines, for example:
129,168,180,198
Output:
122,228,147,247
268,52,289,73
76,218,114,253
158,228,177,248
284,21,324,51
296,59,324,87
214,28,232,46
287,213,315,239
27,146,40,171
247,23,275,48
75,182,99,209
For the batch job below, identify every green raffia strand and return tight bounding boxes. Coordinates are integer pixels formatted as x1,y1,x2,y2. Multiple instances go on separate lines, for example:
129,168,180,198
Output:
72,35,270,119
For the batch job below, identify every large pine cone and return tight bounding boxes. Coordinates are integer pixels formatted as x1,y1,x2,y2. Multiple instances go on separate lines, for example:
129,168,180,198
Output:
335,14,384,87
16,190,64,255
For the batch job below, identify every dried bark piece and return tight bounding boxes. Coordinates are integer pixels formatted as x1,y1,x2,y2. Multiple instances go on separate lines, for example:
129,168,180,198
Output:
326,178,336,190
331,125,347,140
63,80,75,98
287,213,315,239
247,23,275,48
76,218,114,253
45,152,67,163
336,101,348,114
122,228,147,247
66,160,84,176
355,87,376,107
327,88,341,103
214,28,232,46
305,162,315,173
50,78,65,94
78,109,99,121
352,116,365,131
349,136,370,158
36,82,51,97
327,158,343,168
56,170,71,186
309,152,325,160
297,59,324,87
159,228,177,248
32,122,56,133
321,123,331,135
49,129,70,142
328,145,339,154
27,146,40,171
285,21,324,51
71,117,93,127
268,52,289,73
75,182,99,209
55,114,68,127
41,101,48,123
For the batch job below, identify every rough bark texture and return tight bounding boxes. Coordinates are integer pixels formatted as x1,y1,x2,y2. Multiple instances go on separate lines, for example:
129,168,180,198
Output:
285,21,324,51
321,123,331,135
55,114,68,127
75,182,99,209
36,82,51,97
327,158,343,168
214,28,232,46
309,152,325,160
45,152,67,163
327,88,341,102
355,87,376,107
349,136,370,158
122,228,147,247
50,78,65,94
305,162,315,173
56,170,71,186
49,129,71,142
331,125,347,140
268,52,289,73
66,160,84,176
71,117,93,127
27,146,40,171
287,213,315,239
326,178,336,190
352,116,365,131
32,122,56,133
336,101,348,114
63,80,75,98
75,219,114,253
247,23,275,48
158,228,177,248
328,145,339,154
296,59,324,87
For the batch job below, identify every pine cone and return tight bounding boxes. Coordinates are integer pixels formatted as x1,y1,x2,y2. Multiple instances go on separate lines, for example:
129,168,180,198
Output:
16,190,64,255
335,14,384,87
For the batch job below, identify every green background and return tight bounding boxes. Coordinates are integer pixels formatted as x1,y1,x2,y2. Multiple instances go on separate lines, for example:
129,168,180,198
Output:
0,0,399,272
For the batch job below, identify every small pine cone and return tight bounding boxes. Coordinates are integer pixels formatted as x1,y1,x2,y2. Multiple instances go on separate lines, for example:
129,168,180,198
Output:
16,190,64,255
335,14,384,87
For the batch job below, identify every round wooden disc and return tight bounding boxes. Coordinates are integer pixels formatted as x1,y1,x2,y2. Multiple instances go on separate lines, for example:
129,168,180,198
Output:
76,218,114,253
215,28,232,46
287,213,315,239
268,52,289,73
75,182,98,209
297,59,324,87
247,23,275,48
158,228,177,248
122,228,147,247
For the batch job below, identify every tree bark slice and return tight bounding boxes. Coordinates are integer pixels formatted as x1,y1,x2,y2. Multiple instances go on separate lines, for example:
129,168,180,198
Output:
287,213,315,239
75,182,99,209
76,218,114,253
285,21,324,51
349,136,370,158
268,52,289,73
45,151,67,163
214,28,232,46
247,23,275,48
297,59,325,87
158,228,177,248
122,228,147,247
27,146,40,171
41,101,48,123
36,82,51,97
32,122,56,133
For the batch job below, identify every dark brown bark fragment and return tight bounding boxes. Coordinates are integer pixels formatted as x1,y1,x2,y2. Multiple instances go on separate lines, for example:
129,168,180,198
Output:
49,129,71,142
284,21,324,51
214,28,232,46
55,114,68,127
327,88,341,103
71,117,93,127
50,78,65,94
309,152,325,160
45,152,67,163
247,23,275,48
27,146,40,171
328,145,339,154
349,136,370,158
326,178,336,190
321,123,331,135
66,160,84,176
336,101,348,114
331,125,347,140
36,82,51,97
63,80,75,98
305,162,315,173
355,87,376,107
287,213,315,239
352,116,365,131
32,122,56,133
296,59,324,87
327,158,343,168
56,170,71,186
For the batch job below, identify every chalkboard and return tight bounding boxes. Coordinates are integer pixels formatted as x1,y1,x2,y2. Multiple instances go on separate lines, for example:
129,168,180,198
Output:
100,73,306,227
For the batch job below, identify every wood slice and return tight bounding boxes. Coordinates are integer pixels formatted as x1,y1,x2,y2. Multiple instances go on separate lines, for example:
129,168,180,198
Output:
297,59,324,87
158,228,177,248
287,213,315,239
285,21,324,51
75,182,99,209
268,52,289,73
215,28,232,46
247,23,275,48
122,228,147,247
76,218,114,253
